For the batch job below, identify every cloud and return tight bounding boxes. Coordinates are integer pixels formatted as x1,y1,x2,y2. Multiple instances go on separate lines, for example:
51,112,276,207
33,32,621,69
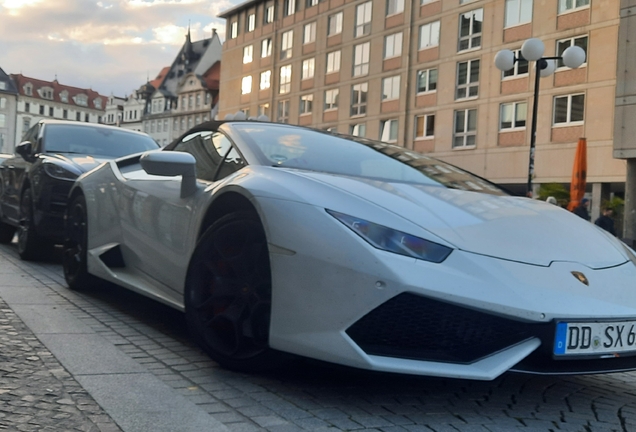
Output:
0,0,231,96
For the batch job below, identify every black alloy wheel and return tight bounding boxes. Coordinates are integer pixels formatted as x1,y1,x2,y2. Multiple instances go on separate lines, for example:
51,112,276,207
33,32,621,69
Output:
185,211,288,372
17,188,44,260
63,194,97,290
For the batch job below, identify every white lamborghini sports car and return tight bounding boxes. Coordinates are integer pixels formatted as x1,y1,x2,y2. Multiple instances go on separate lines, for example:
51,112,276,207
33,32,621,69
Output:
63,120,636,380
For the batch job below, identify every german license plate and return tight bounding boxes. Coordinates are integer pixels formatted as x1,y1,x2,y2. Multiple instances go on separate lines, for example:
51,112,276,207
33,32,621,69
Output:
554,321,636,357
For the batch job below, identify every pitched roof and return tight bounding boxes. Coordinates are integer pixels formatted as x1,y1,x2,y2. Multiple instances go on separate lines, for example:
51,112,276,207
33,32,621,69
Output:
9,74,107,110
149,66,170,89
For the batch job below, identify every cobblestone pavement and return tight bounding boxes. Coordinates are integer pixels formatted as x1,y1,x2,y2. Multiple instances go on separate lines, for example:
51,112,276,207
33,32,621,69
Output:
4,242,636,431
0,290,121,430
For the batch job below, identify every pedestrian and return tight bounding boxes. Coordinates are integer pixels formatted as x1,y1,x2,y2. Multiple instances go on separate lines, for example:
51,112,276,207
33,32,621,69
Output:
595,206,616,236
573,198,590,221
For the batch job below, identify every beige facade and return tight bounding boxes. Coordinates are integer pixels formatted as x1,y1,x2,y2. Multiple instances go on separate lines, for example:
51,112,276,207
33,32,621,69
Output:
219,0,624,208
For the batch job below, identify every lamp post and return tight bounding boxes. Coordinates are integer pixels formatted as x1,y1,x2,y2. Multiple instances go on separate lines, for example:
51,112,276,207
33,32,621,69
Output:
494,38,586,197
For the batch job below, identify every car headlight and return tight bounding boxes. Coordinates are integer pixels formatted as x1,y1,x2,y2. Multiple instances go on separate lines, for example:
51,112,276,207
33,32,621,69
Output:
327,210,452,263
43,163,80,181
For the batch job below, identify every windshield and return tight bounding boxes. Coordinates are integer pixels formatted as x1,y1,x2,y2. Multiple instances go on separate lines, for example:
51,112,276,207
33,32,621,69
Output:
43,124,159,157
231,123,507,196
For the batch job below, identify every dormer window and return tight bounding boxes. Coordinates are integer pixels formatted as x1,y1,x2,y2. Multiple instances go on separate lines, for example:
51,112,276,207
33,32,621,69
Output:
24,84,33,96
0,82,6,90
94,98,102,109
60,91,69,103
74,94,88,106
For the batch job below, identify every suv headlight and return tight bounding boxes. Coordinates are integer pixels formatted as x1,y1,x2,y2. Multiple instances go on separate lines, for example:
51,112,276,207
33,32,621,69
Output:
328,210,452,263
43,163,80,181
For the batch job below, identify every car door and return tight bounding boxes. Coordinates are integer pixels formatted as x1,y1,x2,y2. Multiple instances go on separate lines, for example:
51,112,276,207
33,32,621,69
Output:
119,129,246,299
0,124,39,222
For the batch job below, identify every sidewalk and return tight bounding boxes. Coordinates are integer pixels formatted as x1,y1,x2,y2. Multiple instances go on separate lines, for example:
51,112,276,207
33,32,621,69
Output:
0,244,229,432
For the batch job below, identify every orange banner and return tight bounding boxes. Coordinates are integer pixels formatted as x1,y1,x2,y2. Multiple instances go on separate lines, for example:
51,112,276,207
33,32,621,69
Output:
567,137,587,211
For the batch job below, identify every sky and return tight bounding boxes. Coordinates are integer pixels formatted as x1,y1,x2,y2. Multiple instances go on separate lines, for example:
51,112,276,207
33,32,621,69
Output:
0,0,236,97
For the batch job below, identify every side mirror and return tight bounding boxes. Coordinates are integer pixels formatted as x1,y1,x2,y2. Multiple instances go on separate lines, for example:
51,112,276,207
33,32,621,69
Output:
15,141,34,161
139,150,198,198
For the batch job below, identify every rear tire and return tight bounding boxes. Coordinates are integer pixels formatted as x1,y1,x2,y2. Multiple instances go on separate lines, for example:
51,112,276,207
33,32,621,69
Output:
17,188,45,261
184,211,289,372
62,194,99,290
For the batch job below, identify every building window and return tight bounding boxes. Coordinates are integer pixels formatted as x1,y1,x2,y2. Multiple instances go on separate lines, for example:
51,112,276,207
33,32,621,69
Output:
63,109,68,119
39,105,44,115
502,50,528,77
380,119,398,142
196,94,201,107
454,109,477,148
243,45,253,64
328,12,343,36
259,103,270,117
189,95,193,108
85,113,89,122
278,100,290,123
553,94,585,125
351,82,368,116
265,4,275,23
326,51,341,74
241,76,252,95
0,82,5,90
556,35,587,68
25,85,32,96
247,13,255,32
558,0,589,13
23,118,30,131
76,112,81,121
230,21,238,39
456,59,480,100
417,68,438,93
382,75,401,100
419,21,440,50
505,0,532,27
261,38,272,58
415,114,435,138
279,65,292,94
25,102,30,113
384,32,403,59
353,42,370,77
0,97,5,109
307,0,319,6
325,89,339,110
302,58,315,80
284,0,295,16
386,0,404,15
458,9,483,51
0,114,4,128
300,94,313,115
303,22,316,44
49,106,54,117
181,118,185,130
281,30,293,60
260,70,271,90
355,2,372,38
60,92,68,103
350,123,366,137
500,101,527,129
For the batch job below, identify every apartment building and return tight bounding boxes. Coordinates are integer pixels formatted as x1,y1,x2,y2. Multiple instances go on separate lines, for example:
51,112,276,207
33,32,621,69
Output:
218,0,624,210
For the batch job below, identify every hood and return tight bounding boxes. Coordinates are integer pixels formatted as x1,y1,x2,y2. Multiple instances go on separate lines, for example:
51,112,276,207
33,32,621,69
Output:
46,153,111,173
290,171,627,269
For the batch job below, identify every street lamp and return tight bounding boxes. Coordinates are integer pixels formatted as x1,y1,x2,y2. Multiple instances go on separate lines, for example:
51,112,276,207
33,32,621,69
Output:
494,38,586,197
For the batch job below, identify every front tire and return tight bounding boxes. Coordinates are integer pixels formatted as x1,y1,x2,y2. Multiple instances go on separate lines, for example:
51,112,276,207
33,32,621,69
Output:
185,211,288,372
63,194,98,290
17,188,45,260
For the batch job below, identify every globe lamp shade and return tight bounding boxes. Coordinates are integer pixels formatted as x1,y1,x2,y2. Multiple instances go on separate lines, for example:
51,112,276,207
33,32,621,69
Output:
521,38,545,62
494,50,516,72
537,59,557,77
562,45,586,69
